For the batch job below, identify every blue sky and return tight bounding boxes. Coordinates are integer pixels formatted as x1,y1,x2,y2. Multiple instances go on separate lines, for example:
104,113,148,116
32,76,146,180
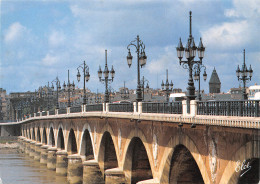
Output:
1,0,259,94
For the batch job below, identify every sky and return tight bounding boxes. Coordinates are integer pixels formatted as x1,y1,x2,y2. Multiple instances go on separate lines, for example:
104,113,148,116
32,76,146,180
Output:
1,0,259,94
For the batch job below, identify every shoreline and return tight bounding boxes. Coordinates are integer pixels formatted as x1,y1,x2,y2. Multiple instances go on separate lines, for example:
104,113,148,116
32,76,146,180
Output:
0,142,20,149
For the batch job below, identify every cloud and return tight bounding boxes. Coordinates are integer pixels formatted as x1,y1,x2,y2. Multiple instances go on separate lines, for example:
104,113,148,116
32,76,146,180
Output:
225,0,260,18
201,21,249,50
147,47,175,73
202,0,260,51
48,30,66,47
42,53,60,66
4,22,27,43
224,9,239,18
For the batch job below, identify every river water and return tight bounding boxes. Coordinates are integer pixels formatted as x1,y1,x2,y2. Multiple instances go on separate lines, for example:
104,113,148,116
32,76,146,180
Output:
0,149,68,184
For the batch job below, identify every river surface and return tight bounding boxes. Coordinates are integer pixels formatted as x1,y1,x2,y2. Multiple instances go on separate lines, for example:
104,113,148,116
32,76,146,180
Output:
0,149,68,184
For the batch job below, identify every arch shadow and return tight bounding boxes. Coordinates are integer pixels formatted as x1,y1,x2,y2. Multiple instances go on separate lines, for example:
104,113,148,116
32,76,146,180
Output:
67,128,77,154
123,137,153,184
36,127,41,143
48,127,55,146
159,133,210,184
42,127,47,144
80,128,94,160
98,131,118,177
57,127,65,150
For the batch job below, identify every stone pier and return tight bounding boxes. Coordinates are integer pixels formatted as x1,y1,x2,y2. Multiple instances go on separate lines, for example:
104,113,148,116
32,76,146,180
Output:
24,139,30,155
29,141,36,158
56,150,68,176
34,143,42,161
83,160,104,184
67,154,83,184
105,168,126,184
47,147,57,170
40,145,49,164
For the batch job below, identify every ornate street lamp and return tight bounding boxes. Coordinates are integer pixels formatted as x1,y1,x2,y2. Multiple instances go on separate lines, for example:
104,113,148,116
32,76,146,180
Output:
127,35,147,102
236,49,253,100
63,70,75,107
141,76,149,101
176,11,206,113
194,65,207,101
37,86,46,112
161,69,173,103
98,50,115,103
51,76,61,109
121,81,129,100
77,61,90,105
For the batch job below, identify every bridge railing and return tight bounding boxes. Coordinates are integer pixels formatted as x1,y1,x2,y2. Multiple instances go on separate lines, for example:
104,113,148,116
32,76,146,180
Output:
142,102,182,114
197,100,260,117
49,110,55,116
42,111,47,116
109,103,134,112
86,104,103,112
70,106,82,113
0,120,14,123
58,108,67,115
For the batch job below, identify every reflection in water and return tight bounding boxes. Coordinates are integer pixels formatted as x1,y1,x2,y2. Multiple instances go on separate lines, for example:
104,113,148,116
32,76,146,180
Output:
0,149,68,184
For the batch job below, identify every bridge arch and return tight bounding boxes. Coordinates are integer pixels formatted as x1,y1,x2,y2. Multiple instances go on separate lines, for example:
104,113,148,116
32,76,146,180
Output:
121,128,155,179
42,127,47,144
123,136,153,184
159,133,210,184
32,127,36,140
67,128,78,154
79,124,94,160
48,126,55,146
57,126,65,150
98,130,118,177
36,127,41,143
220,140,260,184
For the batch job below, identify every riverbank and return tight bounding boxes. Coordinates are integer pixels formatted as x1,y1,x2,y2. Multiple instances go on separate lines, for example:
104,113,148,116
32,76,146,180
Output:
0,136,19,150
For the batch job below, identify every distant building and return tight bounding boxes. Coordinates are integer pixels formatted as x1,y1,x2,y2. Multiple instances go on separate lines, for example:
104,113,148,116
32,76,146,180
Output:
229,87,243,100
209,67,221,93
248,84,260,100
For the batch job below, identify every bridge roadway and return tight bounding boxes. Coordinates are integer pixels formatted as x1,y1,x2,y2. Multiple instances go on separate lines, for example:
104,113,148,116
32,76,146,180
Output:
1,101,260,184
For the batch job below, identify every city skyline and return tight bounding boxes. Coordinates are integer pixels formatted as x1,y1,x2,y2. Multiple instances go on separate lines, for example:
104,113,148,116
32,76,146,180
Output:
1,0,259,94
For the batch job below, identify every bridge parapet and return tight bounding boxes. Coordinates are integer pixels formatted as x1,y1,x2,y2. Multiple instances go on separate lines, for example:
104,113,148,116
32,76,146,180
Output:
1,101,260,129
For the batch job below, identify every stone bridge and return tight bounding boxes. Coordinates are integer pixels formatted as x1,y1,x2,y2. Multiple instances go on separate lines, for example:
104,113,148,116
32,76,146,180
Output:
1,101,260,184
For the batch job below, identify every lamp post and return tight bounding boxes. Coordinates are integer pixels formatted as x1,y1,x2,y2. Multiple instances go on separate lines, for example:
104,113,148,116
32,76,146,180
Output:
98,50,115,103
121,81,129,100
77,61,90,105
176,11,205,113
51,76,61,109
141,76,149,101
127,35,147,102
236,49,253,100
161,69,173,103
95,89,102,104
108,86,115,103
63,70,75,107
193,65,207,101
